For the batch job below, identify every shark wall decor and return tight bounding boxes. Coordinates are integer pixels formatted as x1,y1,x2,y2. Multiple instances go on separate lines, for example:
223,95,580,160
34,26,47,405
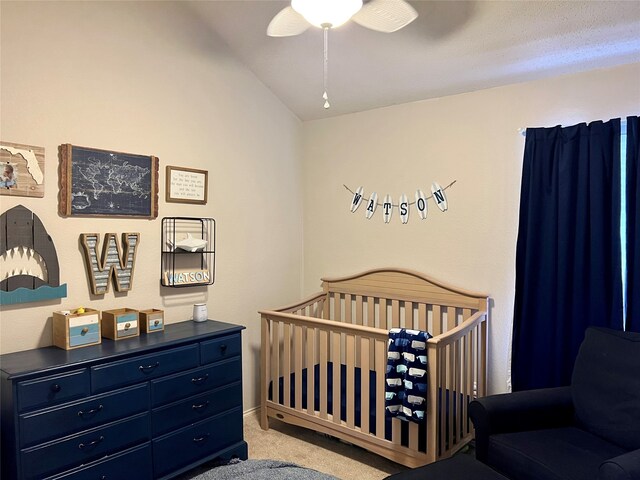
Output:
0,205,67,305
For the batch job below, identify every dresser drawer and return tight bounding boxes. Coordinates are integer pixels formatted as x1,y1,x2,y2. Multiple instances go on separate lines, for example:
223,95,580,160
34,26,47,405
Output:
20,383,149,448
91,344,199,393
17,369,90,413
152,407,243,478
200,333,241,364
152,382,242,436
21,412,149,480
43,443,152,480
151,356,242,407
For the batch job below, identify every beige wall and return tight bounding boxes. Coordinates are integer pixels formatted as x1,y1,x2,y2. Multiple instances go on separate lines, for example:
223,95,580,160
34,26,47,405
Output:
0,1,303,411
301,62,640,394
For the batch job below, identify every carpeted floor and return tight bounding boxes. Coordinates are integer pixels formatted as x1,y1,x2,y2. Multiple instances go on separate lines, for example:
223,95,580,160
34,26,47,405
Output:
243,411,408,479
179,410,408,479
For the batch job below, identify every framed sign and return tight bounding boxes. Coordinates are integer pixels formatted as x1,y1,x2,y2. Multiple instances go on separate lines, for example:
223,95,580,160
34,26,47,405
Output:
59,144,159,218
166,166,208,205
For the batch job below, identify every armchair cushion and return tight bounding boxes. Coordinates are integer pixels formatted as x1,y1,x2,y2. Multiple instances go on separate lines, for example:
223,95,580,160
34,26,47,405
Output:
571,328,640,450
598,449,640,480
488,427,627,480
468,386,574,462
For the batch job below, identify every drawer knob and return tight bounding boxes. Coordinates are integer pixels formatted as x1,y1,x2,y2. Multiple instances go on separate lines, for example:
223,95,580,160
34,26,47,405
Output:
78,404,104,417
78,435,104,450
220,344,227,353
124,322,131,330
50,383,62,393
192,401,210,411
81,327,89,335
191,374,209,385
193,433,210,443
139,362,160,373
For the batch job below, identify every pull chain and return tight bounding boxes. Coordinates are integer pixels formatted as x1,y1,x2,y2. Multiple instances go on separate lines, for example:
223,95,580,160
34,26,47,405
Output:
323,26,330,109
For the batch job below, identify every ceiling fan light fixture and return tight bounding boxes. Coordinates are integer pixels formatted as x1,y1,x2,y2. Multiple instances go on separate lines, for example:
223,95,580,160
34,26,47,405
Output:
291,0,363,29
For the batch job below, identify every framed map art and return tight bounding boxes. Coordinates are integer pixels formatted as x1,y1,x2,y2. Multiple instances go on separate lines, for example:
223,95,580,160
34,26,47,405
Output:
59,144,159,218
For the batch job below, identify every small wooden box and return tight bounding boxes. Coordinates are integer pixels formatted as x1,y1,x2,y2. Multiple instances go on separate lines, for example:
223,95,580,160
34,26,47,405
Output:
52,308,101,350
102,308,139,340
139,309,164,333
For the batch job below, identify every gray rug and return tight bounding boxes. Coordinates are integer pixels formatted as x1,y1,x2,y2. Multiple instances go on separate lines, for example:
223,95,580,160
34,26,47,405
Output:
192,459,340,480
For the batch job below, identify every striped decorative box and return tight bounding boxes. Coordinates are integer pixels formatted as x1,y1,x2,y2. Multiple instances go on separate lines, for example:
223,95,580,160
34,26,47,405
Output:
52,308,101,350
139,309,164,333
102,308,139,340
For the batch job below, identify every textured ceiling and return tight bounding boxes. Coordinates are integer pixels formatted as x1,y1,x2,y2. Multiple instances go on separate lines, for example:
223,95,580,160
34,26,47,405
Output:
189,1,640,121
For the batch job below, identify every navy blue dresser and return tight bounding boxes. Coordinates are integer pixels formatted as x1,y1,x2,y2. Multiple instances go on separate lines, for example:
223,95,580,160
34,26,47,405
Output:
0,320,248,479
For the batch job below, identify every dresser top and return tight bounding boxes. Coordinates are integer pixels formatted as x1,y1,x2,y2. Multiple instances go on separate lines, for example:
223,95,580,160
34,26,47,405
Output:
0,320,244,379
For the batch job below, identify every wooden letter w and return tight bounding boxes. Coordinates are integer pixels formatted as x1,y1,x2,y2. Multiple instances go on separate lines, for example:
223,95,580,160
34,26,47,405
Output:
80,233,140,295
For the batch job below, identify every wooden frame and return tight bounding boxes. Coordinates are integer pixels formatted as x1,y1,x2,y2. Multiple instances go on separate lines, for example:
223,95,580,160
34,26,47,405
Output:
58,144,159,218
165,165,208,205
259,268,489,468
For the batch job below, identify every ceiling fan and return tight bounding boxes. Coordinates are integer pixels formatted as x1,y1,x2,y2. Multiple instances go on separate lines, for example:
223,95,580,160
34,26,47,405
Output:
267,0,418,109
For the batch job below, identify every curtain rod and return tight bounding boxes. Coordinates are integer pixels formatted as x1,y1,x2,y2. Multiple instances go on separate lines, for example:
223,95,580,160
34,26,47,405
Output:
519,119,628,136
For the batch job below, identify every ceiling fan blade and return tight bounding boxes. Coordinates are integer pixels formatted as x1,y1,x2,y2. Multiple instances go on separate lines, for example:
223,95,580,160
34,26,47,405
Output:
267,6,311,37
351,0,418,33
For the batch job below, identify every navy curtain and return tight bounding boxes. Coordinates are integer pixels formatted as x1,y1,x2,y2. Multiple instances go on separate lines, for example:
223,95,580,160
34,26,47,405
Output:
512,119,623,391
627,116,640,332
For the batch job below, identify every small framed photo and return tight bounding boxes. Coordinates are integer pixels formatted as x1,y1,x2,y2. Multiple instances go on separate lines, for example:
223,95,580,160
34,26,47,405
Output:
166,166,208,205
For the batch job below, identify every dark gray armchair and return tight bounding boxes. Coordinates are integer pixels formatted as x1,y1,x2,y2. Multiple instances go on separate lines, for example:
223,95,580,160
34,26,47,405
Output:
469,327,640,480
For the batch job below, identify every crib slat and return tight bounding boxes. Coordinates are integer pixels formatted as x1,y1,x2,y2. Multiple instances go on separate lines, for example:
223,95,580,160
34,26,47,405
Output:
334,293,342,322
375,339,386,439
418,303,427,332
480,318,487,397
368,299,376,366
307,327,315,415
447,306,456,331
332,332,341,425
405,301,413,329
345,294,353,324
294,325,303,411
360,337,370,434
392,418,401,445
356,296,364,325
346,334,356,429
448,343,454,451
260,317,270,429
379,298,388,330
320,329,328,419
461,333,468,436
392,300,400,328
271,321,280,405
432,305,442,336
283,323,291,408
426,343,438,463
439,346,446,456
409,422,419,451
454,337,461,444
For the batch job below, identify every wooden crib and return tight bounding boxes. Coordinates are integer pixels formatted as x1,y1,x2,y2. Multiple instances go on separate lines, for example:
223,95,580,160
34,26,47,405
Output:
259,268,489,468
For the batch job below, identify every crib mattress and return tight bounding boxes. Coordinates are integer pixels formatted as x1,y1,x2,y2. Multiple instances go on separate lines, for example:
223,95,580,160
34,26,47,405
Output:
268,363,468,453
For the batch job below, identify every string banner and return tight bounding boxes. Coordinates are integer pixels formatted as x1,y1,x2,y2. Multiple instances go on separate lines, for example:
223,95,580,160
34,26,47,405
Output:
345,180,455,224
